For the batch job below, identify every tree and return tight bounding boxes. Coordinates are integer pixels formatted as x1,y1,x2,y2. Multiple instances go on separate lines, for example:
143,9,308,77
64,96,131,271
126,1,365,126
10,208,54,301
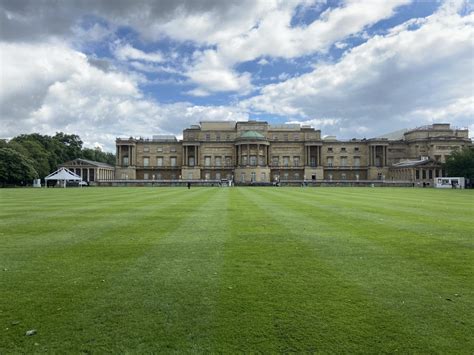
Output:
0,148,38,187
444,147,474,179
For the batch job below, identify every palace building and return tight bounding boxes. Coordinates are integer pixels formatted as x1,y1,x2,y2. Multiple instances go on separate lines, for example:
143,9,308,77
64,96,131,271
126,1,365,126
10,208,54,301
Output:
113,122,471,185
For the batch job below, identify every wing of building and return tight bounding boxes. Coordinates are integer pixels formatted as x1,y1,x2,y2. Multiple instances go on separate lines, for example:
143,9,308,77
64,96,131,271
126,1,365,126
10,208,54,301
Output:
113,122,471,185
59,158,115,183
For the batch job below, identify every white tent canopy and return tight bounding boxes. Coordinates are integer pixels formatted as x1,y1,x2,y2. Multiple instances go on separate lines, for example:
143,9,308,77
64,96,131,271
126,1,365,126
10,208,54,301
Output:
44,167,82,188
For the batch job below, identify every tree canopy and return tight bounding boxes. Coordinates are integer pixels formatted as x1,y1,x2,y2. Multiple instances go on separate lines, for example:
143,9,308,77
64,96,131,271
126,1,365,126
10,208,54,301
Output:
1,133,115,186
0,148,38,186
444,146,474,179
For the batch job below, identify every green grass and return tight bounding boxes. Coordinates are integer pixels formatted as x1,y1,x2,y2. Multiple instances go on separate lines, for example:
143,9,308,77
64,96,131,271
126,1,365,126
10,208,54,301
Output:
1,187,473,353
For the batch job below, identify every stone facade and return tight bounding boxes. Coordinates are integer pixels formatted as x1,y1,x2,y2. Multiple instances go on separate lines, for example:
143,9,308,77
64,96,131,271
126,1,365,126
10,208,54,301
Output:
114,122,471,184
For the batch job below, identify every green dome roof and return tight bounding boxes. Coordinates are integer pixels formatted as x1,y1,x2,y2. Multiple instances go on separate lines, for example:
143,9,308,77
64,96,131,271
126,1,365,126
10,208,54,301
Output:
239,131,266,140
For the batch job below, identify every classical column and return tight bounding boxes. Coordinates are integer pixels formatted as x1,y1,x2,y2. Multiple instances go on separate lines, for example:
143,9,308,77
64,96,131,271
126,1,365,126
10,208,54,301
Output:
259,145,262,166
247,144,250,165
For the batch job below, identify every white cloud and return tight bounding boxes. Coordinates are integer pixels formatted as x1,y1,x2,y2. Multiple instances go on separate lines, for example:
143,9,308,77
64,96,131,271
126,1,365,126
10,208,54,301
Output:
0,42,248,150
183,0,410,94
114,43,164,63
244,5,474,137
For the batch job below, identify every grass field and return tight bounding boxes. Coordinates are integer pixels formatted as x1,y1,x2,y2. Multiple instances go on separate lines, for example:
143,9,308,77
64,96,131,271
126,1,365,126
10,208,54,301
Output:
1,187,473,353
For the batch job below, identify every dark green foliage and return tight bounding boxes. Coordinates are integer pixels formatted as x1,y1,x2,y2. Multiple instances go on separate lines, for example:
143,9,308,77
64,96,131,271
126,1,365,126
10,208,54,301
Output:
2,133,115,185
81,147,116,165
444,146,474,179
0,148,38,186
0,187,472,353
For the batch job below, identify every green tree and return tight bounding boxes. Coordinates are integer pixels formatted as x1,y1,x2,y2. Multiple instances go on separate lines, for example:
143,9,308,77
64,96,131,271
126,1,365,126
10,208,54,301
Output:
53,132,83,162
444,147,474,179
0,148,38,186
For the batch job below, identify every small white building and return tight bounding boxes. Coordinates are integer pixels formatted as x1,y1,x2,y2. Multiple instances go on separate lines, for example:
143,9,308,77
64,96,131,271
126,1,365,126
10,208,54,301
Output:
435,177,465,189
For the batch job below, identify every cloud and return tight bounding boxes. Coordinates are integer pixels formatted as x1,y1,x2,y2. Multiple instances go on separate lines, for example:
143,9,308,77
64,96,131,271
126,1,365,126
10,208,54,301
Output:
114,43,164,63
0,42,248,150
244,4,474,138
182,0,410,94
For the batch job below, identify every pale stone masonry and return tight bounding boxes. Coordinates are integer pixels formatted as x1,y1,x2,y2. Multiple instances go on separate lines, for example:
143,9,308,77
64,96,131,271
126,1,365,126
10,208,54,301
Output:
114,121,471,184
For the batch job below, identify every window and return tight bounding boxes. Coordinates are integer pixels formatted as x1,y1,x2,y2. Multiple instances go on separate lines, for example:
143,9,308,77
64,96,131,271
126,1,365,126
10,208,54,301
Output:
341,173,346,180
170,157,177,167
283,172,289,180
354,147,360,152
251,172,256,182
327,157,333,167
226,134,231,140
188,157,195,166
272,156,279,166
294,172,299,179
283,156,289,167
205,172,210,180
327,147,333,152
123,156,129,165
143,157,150,167
258,156,265,166
340,156,347,167
242,156,248,165
157,147,163,153
273,135,279,141
188,172,193,179
144,173,149,180
157,157,163,166
215,172,221,180
225,156,232,166
216,135,220,141
156,173,162,180
354,157,360,167
261,172,266,181
215,156,222,166
240,173,245,182
429,170,433,179
250,156,257,166
170,146,176,153
205,133,210,141
284,134,288,141
293,134,299,140
422,170,426,179
293,156,300,167
416,170,420,180
144,147,149,152
205,156,211,166
341,147,346,152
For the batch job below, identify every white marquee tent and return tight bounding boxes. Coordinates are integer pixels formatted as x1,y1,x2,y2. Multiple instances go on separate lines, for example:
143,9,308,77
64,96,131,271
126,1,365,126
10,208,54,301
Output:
44,167,82,188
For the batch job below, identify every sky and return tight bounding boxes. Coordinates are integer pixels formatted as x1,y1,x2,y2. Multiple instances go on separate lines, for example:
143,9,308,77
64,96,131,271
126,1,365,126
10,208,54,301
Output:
0,0,473,151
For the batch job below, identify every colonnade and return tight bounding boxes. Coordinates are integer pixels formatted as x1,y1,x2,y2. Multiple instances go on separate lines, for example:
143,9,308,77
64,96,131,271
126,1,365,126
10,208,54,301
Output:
369,145,388,167
304,145,322,166
74,168,114,181
116,144,135,166
235,144,270,166
183,145,199,166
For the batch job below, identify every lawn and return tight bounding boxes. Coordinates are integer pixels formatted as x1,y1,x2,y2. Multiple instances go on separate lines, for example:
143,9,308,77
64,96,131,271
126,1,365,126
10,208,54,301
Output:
1,187,473,353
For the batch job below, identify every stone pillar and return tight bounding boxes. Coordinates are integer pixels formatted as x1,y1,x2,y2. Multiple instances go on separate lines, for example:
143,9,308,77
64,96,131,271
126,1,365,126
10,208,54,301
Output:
247,144,250,165
257,144,260,166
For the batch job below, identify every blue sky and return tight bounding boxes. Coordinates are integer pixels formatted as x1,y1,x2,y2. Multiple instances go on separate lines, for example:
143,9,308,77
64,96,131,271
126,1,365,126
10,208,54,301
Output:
1,0,473,151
